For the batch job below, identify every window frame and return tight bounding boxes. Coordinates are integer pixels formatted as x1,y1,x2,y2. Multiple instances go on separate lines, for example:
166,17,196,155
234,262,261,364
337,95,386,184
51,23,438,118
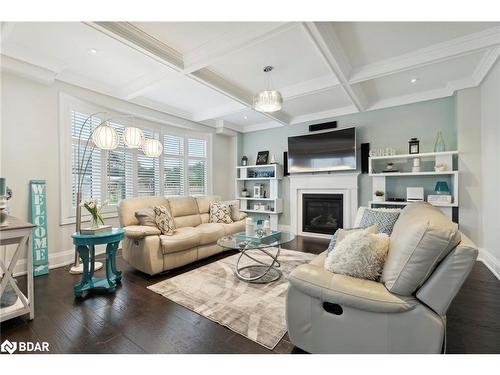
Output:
59,93,212,225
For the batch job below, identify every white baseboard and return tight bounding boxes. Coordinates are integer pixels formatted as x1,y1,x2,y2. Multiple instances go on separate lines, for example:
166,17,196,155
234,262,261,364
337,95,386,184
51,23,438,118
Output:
478,248,500,281
11,244,109,277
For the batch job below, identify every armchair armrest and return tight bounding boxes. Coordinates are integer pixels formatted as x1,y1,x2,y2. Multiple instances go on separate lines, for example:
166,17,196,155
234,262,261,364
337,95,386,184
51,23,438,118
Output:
124,225,161,240
289,263,417,313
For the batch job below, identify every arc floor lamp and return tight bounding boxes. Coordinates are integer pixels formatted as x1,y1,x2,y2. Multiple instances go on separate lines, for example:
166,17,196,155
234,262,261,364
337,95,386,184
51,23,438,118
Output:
69,112,163,274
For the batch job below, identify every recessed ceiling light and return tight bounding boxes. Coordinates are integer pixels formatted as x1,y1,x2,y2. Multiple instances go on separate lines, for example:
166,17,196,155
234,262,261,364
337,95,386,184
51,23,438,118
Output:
243,116,248,120
89,49,98,55
410,78,418,83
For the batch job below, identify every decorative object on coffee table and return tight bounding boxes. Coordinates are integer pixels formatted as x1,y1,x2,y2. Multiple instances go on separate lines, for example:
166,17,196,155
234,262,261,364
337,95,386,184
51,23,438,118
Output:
256,150,269,165
218,231,295,283
72,228,125,297
408,137,420,154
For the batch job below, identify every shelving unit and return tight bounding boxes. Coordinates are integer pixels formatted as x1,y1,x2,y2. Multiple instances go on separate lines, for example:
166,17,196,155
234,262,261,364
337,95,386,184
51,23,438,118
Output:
235,164,283,230
369,151,459,220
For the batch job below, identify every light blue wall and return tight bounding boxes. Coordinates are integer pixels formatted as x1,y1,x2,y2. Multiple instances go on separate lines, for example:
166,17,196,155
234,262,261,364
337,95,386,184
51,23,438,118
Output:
239,97,457,225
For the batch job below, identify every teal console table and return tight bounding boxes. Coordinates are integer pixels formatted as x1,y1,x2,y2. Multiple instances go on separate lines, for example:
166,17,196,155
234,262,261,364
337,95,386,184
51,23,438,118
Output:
71,228,125,297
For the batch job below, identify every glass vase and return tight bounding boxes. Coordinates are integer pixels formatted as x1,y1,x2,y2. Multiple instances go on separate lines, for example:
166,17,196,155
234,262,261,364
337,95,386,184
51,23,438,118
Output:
434,131,446,152
90,216,99,228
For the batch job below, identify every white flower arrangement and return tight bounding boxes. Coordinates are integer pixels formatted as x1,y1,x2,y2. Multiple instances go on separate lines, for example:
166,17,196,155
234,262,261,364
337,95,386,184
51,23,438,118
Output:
79,199,108,227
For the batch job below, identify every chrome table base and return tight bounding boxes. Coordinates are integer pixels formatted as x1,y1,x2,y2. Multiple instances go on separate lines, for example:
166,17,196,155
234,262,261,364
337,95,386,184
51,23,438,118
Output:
235,244,282,283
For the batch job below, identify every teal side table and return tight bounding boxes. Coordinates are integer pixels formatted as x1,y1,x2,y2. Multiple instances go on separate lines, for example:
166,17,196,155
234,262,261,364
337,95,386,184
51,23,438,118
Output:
71,228,125,297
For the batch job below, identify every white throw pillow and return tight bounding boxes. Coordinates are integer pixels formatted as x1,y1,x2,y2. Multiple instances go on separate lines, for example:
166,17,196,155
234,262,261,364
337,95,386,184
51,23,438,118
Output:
324,229,390,281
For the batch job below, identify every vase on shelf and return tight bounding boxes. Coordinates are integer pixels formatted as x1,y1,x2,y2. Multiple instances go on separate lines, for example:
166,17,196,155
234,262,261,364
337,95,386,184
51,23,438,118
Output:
434,131,446,152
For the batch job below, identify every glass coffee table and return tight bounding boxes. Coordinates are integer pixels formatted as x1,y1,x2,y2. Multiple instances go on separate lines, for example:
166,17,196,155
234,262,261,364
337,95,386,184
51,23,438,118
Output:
217,231,295,283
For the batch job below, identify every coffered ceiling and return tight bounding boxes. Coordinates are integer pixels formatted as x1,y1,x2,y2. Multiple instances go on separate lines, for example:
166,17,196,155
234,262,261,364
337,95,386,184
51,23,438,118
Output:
1,21,499,133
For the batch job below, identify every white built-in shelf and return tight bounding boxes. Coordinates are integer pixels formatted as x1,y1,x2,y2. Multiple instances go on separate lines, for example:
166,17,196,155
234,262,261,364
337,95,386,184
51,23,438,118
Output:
369,171,458,177
237,197,275,201
237,164,280,169
369,200,458,208
236,177,278,181
241,209,282,214
369,150,458,161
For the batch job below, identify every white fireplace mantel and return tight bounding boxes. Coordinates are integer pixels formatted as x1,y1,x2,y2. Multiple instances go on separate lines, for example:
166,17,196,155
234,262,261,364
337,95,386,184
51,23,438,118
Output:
289,173,359,239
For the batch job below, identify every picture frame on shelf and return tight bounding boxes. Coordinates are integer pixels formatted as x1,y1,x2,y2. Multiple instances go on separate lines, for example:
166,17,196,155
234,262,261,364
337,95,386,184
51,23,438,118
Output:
253,184,263,198
256,151,269,165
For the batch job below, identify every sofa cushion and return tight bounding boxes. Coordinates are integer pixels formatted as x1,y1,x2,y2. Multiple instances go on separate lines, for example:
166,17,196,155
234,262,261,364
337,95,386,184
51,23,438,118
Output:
153,205,176,235
160,227,201,254
118,196,169,227
168,196,200,217
359,208,400,235
209,201,233,224
196,223,225,245
222,220,245,236
327,224,379,253
135,207,156,227
354,206,401,227
324,229,390,281
382,202,461,295
196,195,221,214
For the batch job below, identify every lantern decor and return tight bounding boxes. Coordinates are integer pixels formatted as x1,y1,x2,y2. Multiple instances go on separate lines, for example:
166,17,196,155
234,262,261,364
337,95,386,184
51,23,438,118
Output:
124,126,145,148
408,137,420,154
70,112,163,274
142,139,163,157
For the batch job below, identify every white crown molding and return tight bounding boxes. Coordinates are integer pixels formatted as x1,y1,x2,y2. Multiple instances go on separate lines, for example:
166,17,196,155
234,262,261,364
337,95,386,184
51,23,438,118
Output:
472,46,500,85
289,105,358,125
302,22,368,112
214,119,239,137
349,26,500,84
183,23,296,74
0,54,56,85
87,22,184,70
241,120,284,133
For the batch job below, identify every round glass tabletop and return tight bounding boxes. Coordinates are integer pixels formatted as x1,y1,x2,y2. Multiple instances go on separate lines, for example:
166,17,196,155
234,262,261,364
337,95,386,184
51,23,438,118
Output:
217,231,295,250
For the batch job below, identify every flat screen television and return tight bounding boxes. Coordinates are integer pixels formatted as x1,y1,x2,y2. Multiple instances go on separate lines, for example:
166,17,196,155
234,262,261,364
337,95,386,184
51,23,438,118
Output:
287,127,357,173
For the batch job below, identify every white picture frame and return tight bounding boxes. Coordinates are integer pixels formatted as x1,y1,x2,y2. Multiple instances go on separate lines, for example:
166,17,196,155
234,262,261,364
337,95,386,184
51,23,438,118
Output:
253,185,262,198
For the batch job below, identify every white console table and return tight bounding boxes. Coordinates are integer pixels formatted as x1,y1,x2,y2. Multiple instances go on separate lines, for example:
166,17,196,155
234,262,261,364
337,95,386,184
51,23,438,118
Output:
0,216,35,322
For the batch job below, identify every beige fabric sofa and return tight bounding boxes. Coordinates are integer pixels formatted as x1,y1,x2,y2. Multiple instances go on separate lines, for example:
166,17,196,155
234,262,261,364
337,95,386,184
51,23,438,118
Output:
286,203,478,353
118,195,246,275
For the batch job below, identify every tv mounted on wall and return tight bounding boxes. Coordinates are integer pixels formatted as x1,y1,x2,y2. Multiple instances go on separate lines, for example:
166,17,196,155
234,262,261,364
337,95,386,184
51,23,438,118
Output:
287,127,357,173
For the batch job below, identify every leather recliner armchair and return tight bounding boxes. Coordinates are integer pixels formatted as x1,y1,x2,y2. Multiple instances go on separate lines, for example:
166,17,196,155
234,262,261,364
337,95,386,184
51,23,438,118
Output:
286,203,478,354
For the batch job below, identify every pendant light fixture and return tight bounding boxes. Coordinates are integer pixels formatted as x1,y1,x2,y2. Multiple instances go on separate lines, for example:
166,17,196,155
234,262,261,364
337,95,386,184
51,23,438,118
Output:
142,138,163,157
253,66,283,113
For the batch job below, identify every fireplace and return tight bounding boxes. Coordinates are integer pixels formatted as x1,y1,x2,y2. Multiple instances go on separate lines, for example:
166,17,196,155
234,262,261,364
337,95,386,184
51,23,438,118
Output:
302,194,343,235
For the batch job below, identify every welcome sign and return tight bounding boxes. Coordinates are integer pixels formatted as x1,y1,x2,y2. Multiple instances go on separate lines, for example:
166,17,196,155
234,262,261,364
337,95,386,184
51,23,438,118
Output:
30,180,49,276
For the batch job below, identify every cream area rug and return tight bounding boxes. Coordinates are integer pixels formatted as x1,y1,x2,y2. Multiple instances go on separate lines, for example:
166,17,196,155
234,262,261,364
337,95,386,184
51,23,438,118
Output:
147,248,315,349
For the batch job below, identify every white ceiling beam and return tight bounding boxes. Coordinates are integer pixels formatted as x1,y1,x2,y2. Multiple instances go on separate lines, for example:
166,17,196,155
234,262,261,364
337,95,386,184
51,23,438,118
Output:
183,23,296,74
349,26,500,84
302,22,368,112
279,74,339,100
214,119,239,137
289,105,358,125
87,21,290,127
192,102,246,122
472,46,500,85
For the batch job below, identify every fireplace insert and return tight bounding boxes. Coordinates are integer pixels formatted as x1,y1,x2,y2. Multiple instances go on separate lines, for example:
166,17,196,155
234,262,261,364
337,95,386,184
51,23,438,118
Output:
302,194,343,235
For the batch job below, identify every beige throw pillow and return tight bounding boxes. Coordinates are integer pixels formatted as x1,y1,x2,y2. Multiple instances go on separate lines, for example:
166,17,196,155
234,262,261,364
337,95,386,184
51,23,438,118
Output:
135,207,157,227
209,201,233,224
153,205,176,236
324,228,390,281
222,200,241,222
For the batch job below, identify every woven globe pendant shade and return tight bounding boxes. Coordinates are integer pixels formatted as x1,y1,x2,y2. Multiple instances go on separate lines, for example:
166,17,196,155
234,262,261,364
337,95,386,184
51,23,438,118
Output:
253,90,283,112
124,127,144,148
142,139,163,157
92,123,119,150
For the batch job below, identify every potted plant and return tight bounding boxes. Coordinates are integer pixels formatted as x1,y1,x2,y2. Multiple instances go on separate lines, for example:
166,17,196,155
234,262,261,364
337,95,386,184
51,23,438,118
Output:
80,199,111,234
374,190,385,202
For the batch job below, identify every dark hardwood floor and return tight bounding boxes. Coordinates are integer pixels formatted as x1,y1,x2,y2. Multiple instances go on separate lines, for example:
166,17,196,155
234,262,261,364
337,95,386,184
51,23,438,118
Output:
1,236,499,354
